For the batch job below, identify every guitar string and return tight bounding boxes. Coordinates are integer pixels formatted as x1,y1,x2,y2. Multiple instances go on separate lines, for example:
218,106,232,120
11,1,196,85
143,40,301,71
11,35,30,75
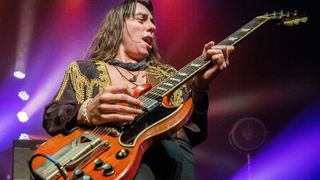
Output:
71,127,114,172
53,127,114,175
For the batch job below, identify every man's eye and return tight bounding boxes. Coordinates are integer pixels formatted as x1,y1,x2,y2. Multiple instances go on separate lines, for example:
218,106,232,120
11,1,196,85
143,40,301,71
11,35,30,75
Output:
137,17,145,22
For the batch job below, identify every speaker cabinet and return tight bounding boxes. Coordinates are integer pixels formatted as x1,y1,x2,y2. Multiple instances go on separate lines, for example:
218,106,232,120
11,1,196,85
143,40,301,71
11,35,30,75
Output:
13,140,45,180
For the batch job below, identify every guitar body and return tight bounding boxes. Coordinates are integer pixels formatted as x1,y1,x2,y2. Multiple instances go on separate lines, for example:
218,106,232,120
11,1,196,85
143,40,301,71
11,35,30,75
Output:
31,85,194,179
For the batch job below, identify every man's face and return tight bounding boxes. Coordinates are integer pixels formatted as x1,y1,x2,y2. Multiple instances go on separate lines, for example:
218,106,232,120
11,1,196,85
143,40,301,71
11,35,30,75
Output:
118,3,156,61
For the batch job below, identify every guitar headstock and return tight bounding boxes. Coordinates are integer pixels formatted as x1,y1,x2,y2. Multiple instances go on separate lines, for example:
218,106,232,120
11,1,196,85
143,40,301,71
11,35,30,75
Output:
261,10,308,26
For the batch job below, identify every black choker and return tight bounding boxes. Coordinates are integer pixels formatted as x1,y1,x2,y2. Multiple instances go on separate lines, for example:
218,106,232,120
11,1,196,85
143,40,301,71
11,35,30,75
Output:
107,59,147,71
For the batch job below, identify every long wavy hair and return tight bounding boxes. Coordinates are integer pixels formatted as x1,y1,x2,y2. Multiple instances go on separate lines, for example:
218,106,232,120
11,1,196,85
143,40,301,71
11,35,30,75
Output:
86,0,160,62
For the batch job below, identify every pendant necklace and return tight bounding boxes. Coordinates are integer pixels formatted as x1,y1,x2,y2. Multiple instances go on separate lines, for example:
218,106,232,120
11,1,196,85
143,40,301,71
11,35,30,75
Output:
113,66,140,85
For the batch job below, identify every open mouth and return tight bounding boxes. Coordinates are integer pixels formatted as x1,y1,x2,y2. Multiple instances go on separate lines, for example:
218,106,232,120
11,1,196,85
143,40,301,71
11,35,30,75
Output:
142,36,153,46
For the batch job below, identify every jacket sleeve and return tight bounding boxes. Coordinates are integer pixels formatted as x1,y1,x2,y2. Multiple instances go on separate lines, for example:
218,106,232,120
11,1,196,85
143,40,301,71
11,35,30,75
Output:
183,91,209,147
43,62,81,136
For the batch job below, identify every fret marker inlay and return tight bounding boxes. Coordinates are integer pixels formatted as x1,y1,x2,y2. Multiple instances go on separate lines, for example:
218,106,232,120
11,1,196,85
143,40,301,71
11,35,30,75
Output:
163,83,174,87
228,37,238,41
241,28,251,32
170,78,180,82
190,63,201,67
178,72,188,76
156,87,168,91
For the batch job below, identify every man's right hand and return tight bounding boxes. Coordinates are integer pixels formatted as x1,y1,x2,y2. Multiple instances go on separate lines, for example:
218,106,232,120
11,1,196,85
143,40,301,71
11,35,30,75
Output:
86,85,144,125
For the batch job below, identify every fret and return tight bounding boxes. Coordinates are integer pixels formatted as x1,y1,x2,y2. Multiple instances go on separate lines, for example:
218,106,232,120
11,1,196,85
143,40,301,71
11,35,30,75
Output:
145,91,163,97
139,95,161,111
155,88,165,94
164,80,175,85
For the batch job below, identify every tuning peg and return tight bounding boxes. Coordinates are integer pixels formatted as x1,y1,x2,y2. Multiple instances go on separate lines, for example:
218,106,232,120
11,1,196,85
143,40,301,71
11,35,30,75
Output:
286,11,290,17
280,10,284,16
272,11,276,18
293,19,301,25
301,16,308,23
283,20,294,26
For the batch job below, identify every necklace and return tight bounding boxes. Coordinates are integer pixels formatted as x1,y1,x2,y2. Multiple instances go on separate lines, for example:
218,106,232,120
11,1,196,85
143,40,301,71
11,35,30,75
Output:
114,66,140,85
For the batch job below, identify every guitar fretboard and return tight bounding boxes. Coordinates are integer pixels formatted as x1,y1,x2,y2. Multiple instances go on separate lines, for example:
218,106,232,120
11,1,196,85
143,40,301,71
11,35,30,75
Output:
147,16,270,97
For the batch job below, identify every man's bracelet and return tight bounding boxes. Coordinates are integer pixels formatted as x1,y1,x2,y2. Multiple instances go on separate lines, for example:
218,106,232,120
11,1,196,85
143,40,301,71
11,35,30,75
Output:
80,98,92,125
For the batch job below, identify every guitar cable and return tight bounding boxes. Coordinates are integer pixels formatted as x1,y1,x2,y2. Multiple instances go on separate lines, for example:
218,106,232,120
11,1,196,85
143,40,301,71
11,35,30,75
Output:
28,153,68,180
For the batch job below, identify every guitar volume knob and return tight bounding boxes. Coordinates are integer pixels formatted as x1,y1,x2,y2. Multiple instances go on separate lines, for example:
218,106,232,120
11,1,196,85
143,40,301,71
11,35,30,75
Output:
73,169,84,179
82,175,92,180
116,149,129,159
94,159,104,171
102,163,115,176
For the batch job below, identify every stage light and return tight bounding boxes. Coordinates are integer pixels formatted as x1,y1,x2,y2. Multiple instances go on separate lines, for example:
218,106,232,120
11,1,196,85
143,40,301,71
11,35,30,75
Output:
13,71,26,79
14,0,36,82
18,91,30,101
19,133,30,140
17,111,29,123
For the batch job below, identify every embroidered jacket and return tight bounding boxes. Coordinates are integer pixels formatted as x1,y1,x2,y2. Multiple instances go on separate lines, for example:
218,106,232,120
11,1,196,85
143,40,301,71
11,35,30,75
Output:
43,60,208,147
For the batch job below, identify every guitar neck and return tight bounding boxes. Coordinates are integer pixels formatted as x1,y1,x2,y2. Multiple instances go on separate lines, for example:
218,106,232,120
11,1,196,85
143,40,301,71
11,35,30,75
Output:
147,15,271,97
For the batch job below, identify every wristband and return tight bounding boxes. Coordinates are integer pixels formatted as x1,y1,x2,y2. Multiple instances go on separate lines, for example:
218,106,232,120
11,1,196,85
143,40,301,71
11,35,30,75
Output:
80,98,92,125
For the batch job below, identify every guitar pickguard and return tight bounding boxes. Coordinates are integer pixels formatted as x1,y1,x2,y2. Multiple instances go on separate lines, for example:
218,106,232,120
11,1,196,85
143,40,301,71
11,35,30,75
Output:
119,103,181,147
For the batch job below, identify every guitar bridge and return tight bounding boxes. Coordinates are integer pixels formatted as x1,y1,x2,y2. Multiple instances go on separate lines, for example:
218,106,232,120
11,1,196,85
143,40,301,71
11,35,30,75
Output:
34,131,110,180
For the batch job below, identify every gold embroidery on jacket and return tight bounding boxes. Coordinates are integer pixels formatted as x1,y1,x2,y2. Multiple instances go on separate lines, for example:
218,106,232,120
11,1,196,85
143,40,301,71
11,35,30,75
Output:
55,61,111,103
56,60,185,105
55,68,70,101
92,60,111,95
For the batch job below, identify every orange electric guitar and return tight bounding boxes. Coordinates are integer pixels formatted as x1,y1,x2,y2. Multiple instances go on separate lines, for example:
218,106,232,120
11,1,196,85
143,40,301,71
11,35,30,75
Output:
30,11,306,180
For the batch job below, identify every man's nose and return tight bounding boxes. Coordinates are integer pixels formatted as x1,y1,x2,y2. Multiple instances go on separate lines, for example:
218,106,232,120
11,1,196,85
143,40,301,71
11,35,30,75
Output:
147,20,156,33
